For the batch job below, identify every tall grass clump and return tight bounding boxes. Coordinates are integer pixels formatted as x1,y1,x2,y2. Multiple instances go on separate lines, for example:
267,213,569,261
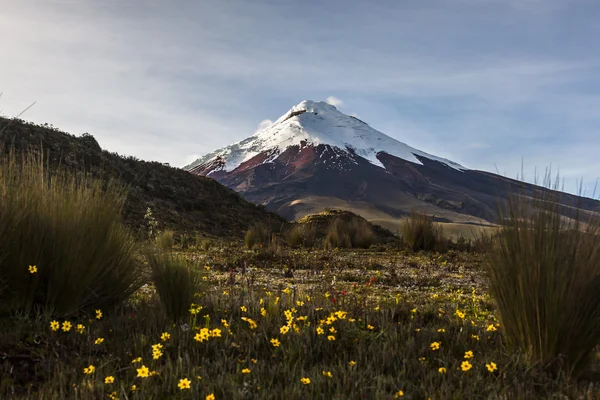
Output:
323,219,376,249
401,211,444,252
146,249,204,322
0,148,144,315
284,224,317,248
488,179,600,378
244,222,271,250
155,230,174,250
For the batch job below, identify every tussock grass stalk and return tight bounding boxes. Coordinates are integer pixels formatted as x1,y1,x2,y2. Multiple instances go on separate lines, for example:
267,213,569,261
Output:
323,219,376,249
488,175,600,378
155,230,175,250
0,147,144,315
146,249,204,322
245,223,271,250
401,211,445,252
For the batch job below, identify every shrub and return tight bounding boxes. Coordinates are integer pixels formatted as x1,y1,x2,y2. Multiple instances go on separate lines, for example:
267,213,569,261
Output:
146,249,204,322
0,148,144,316
400,211,444,252
323,219,376,249
285,224,317,248
155,230,174,250
244,223,271,250
487,184,600,378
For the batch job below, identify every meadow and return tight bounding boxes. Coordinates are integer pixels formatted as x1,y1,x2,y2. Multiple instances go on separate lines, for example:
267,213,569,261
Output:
1,149,600,399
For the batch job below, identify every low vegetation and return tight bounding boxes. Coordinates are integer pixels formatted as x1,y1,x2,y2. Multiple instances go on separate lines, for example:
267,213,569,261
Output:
400,211,445,252
488,184,600,378
1,135,600,398
0,149,144,316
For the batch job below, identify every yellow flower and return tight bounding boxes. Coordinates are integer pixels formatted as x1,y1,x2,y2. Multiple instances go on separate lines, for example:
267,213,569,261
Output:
241,368,251,374
367,324,375,330
280,325,290,334
418,357,426,362
178,378,192,389
204,265,211,271
152,349,163,359
260,308,267,317
455,310,465,319
137,365,150,378
131,385,137,391
316,327,324,335
486,324,497,332
241,317,257,329
461,361,472,371
161,332,171,341
270,338,281,347
76,324,85,334
50,320,60,331
211,328,222,337
437,328,446,333
300,377,311,385
95,309,103,320
394,390,404,398
464,350,474,359
322,370,332,378
438,367,447,374
206,394,215,400
131,357,142,364
472,334,480,341
83,365,95,374
221,319,229,328
329,327,336,333
149,370,159,377
327,335,336,341
240,306,247,312
28,265,38,274
486,362,498,372
251,358,257,364
283,287,292,295
108,391,117,400
296,300,304,306
105,376,115,384
430,342,441,350
94,338,104,345
349,360,356,366
62,321,72,332
275,296,280,304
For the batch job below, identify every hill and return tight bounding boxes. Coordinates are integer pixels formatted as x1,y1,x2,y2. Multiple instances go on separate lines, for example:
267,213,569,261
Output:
0,117,285,237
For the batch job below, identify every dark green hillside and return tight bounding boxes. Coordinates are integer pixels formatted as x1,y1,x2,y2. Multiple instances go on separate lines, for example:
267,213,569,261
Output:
0,117,285,237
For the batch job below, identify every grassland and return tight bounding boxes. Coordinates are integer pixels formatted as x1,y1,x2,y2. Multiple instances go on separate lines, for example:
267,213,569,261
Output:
2,244,599,399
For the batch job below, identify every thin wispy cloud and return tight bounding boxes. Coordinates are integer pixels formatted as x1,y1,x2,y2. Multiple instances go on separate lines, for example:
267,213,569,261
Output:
1,0,599,195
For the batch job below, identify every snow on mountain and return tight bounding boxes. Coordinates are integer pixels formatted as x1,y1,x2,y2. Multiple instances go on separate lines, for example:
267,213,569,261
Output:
185,100,465,173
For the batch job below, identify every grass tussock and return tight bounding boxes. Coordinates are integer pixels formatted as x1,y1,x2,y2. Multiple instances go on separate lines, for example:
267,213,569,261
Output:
488,181,600,378
401,211,445,252
284,224,317,248
244,223,272,250
0,148,144,316
146,249,205,322
155,230,175,250
323,219,376,249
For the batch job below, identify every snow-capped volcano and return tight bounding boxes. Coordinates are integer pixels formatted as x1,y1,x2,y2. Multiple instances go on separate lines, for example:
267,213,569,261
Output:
185,100,464,174
186,99,532,228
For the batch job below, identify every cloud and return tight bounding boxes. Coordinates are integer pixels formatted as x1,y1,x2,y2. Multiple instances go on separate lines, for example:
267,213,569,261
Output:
255,119,273,132
326,96,344,108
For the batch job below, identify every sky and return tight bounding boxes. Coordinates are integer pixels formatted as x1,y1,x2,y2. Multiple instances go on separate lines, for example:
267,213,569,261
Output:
1,0,599,197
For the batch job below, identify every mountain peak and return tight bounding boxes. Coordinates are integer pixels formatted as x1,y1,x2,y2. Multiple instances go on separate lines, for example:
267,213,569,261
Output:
185,100,465,173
